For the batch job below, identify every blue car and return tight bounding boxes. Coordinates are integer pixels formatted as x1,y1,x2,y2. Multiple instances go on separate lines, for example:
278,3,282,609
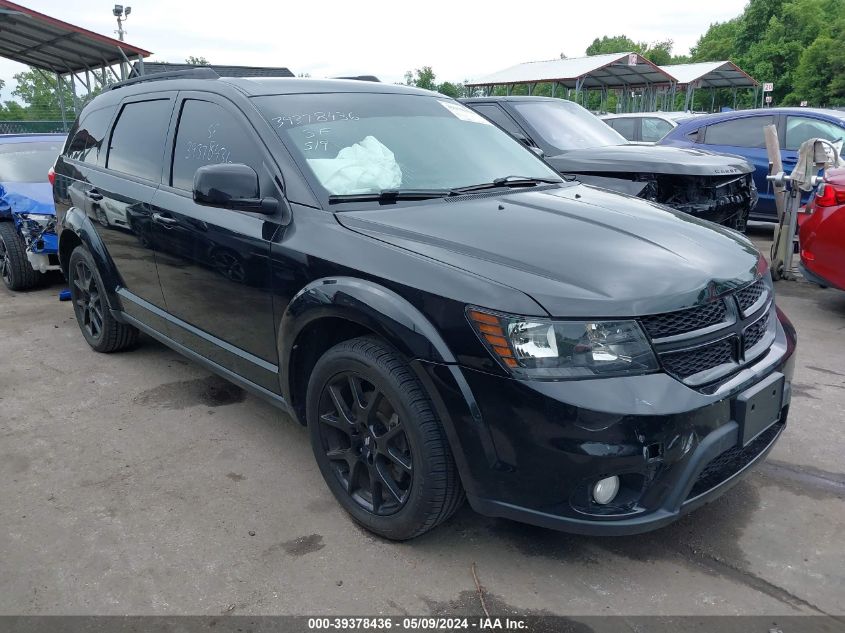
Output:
0,134,65,290
660,108,845,221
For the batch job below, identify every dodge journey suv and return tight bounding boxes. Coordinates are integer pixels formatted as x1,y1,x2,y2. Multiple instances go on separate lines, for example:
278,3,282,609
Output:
53,69,796,540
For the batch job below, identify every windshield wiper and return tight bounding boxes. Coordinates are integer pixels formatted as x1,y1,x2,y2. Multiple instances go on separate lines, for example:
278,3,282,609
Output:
452,175,562,194
328,189,454,205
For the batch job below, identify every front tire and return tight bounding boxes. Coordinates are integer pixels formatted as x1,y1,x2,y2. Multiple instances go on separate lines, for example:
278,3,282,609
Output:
68,246,139,353
307,336,464,540
0,221,39,291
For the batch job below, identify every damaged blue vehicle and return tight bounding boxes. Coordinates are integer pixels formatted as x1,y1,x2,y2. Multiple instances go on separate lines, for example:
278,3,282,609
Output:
0,134,65,290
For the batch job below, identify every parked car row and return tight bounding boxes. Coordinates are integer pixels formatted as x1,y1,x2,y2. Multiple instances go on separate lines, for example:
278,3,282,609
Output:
462,97,757,231
659,107,845,221
27,71,800,541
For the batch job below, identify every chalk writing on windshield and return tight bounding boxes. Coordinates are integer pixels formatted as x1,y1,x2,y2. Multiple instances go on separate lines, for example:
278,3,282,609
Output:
271,112,359,127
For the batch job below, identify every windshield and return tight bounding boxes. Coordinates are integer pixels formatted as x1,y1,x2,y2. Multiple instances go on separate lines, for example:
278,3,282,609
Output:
512,100,626,153
0,140,64,182
253,93,561,198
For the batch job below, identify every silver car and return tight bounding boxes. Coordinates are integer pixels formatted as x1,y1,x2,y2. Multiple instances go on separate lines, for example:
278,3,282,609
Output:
601,112,704,143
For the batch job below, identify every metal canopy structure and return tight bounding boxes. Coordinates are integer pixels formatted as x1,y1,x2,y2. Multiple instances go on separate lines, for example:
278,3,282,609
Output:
660,61,759,111
466,54,760,113
465,53,677,111
0,0,152,130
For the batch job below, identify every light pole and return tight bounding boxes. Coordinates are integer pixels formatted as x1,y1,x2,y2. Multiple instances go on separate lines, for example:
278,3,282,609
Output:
113,4,131,41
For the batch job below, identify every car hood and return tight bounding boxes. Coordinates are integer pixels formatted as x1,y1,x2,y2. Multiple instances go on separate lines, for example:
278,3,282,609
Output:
0,181,56,218
336,184,762,318
545,144,753,177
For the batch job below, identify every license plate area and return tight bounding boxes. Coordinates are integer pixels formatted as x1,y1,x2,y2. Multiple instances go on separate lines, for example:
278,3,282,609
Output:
733,372,785,447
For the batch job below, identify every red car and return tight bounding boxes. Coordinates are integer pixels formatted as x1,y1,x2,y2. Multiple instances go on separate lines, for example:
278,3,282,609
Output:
799,167,845,291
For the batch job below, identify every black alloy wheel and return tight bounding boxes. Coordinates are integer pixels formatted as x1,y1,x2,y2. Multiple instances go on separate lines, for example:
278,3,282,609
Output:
0,233,11,288
317,371,413,515
67,246,139,353
307,337,465,540
0,221,39,290
72,258,104,340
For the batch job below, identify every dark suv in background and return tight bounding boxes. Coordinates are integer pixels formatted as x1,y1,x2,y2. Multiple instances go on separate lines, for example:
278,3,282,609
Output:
53,70,796,539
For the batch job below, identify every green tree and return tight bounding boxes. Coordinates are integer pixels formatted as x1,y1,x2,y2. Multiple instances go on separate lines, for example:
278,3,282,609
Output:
404,66,437,91
186,56,210,65
690,19,741,61
10,69,74,120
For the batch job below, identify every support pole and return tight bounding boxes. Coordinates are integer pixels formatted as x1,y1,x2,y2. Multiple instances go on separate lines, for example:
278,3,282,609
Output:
54,72,68,132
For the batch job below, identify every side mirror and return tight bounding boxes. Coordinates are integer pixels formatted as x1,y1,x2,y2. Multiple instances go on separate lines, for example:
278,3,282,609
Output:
193,163,279,215
512,132,544,157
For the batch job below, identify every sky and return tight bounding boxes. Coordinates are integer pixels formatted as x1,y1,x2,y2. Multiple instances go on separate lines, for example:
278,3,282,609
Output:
0,0,748,101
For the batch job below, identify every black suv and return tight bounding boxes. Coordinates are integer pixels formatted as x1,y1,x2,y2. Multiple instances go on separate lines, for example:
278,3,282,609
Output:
53,70,796,540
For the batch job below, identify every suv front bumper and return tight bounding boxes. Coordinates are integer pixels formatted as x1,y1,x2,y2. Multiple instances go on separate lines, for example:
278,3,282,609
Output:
415,311,797,535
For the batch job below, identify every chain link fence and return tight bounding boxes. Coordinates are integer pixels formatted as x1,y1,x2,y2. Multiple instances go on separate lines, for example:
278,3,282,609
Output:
0,121,67,134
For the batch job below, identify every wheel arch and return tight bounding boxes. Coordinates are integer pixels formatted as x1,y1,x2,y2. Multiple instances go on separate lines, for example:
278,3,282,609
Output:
279,277,457,425
60,206,123,310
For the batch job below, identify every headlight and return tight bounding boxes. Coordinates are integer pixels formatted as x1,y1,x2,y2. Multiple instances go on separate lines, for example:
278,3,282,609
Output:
468,308,658,379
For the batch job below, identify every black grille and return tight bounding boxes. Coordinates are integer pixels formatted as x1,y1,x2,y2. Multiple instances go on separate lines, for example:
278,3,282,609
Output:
736,279,765,313
687,421,783,499
744,312,769,351
640,301,727,339
660,338,734,379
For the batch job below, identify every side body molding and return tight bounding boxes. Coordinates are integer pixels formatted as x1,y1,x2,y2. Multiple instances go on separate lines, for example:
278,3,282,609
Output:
60,206,124,312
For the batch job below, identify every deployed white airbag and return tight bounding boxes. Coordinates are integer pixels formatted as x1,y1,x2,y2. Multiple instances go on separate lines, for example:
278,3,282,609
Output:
307,136,402,195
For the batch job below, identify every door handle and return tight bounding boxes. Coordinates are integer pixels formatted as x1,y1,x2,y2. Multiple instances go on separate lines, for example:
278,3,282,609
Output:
87,190,103,201
152,212,178,227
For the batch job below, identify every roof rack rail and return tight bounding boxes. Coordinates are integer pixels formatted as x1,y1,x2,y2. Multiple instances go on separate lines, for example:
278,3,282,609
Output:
106,68,220,91
334,75,380,82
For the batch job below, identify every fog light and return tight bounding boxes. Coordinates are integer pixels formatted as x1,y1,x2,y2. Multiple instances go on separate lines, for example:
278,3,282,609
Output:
592,476,620,505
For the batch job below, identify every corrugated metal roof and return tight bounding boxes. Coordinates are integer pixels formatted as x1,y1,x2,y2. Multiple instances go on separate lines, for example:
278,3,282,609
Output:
660,61,757,88
0,0,151,73
466,53,675,88
139,61,295,78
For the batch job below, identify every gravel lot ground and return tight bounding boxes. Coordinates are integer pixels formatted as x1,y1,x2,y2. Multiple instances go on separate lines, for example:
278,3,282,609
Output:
1,224,843,617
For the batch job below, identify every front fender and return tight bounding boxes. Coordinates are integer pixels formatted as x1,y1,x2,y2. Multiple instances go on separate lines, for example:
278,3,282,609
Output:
279,277,499,490
279,277,456,381
60,206,123,311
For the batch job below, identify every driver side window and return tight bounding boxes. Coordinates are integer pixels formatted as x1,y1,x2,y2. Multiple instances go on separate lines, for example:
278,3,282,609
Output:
784,116,844,152
171,99,262,191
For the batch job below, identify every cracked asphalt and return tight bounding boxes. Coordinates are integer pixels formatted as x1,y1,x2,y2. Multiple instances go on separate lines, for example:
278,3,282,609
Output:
1,225,843,617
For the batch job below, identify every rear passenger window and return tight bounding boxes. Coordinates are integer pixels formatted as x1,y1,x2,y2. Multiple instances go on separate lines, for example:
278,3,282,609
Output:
641,118,673,142
703,116,774,148
66,106,115,164
171,99,261,191
107,99,173,181
609,118,636,141
784,116,845,151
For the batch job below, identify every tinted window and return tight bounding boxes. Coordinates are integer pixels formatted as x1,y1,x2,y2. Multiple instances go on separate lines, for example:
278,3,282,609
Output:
171,99,261,191
784,116,845,151
470,104,525,137
703,116,774,148
608,118,636,141
107,99,173,181
511,100,625,152
0,140,65,182
66,106,115,164
641,117,673,142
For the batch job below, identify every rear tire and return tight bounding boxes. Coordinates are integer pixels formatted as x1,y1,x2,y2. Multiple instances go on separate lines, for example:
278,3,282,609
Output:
0,221,40,291
306,336,464,540
68,246,139,353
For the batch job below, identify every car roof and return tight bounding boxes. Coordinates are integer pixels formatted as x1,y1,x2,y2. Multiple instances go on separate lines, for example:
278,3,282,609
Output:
0,133,67,144
462,96,563,103
602,111,696,121
220,77,434,97
673,107,845,131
